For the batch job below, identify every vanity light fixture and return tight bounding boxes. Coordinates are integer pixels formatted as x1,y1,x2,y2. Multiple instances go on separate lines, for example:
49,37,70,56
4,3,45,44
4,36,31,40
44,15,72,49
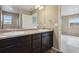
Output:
39,6,44,10
35,5,44,10
35,5,40,9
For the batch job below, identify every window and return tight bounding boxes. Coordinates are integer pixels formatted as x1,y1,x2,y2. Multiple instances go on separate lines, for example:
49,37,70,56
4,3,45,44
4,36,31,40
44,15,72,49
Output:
32,16,37,24
69,16,79,28
3,15,12,24
69,18,79,24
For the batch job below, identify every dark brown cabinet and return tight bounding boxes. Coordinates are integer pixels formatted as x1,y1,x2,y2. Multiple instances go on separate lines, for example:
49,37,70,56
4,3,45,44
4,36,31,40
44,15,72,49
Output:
0,45,16,53
16,36,32,53
0,35,32,53
42,32,53,52
32,33,41,53
0,38,16,53
0,31,53,53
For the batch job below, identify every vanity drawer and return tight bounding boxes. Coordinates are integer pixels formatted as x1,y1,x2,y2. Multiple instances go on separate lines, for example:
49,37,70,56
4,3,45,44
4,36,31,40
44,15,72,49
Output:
32,33,41,40
42,32,50,37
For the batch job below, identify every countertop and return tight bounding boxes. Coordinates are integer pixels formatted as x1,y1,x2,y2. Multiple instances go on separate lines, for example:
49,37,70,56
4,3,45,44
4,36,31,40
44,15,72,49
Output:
0,29,53,40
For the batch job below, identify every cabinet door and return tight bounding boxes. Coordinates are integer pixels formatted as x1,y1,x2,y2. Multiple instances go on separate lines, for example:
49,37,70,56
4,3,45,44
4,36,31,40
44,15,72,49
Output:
15,35,32,53
0,35,32,53
0,38,16,50
0,38,17,53
42,32,53,52
25,35,32,53
32,34,41,53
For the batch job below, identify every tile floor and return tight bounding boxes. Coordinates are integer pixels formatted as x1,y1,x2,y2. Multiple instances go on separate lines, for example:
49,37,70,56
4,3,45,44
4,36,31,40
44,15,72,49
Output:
61,34,79,53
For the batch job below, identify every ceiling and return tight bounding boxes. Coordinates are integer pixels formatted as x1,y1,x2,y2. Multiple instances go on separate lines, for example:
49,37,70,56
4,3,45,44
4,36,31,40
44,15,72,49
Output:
0,5,35,13
12,5,35,11
61,5,79,16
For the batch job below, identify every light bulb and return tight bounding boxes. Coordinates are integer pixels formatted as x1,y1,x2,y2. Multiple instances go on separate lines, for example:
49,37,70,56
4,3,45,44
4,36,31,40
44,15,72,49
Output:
35,5,40,9
39,6,43,10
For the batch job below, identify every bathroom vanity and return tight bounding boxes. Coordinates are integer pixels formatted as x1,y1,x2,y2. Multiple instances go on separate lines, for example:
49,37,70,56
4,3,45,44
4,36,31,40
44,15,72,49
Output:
0,29,53,53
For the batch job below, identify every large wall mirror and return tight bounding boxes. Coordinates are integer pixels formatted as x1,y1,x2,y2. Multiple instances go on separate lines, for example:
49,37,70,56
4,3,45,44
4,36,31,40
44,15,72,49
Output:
22,13,38,29
0,6,38,29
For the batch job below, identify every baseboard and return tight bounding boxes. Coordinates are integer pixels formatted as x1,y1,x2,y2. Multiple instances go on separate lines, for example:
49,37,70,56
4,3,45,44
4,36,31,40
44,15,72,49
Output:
51,47,63,53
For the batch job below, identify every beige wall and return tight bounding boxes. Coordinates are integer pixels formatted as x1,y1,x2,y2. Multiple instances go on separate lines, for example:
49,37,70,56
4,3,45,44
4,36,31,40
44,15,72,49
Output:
62,14,79,36
32,5,59,49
